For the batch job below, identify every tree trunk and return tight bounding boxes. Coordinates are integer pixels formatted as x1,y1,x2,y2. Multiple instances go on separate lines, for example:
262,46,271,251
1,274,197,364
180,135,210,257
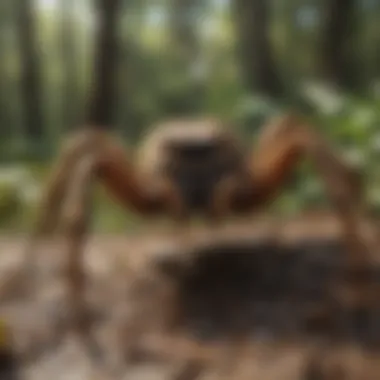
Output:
15,0,45,145
167,0,204,115
319,0,358,90
60,0,79,131
233,0,284,98
0,0,13,142
169,0,199,65
85,0,121,128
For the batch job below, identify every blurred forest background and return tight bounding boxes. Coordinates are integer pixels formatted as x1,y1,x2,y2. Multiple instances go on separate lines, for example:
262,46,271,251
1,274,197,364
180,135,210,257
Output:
1,0,380,232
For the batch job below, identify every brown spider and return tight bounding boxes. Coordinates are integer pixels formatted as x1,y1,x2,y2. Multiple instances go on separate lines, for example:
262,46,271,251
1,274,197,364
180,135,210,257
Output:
38,112,363,229
18,111,374,370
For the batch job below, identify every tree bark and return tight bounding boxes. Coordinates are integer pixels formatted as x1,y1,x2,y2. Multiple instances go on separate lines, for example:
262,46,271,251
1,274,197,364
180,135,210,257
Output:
60,0,79,131
233,0,284,98
319,0,358,89
85,0,121,128
15,0,45,144
167,0,204,115
0,0,13,142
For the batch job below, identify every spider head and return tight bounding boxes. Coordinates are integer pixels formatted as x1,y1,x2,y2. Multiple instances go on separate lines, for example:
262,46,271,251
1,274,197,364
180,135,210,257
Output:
162,118,234,165
139,117,245,212
157,118,244,210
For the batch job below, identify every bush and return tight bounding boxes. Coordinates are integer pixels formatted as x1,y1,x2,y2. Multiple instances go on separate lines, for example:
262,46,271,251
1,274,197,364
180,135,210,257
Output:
0,167,41,229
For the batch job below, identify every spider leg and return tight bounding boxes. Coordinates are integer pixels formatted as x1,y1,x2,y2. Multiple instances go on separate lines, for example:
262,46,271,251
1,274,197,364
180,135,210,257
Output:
26,128,185,249
59,152,95,336
251,113,363,215
0,133,98,303
58,151,110,364
9,129,187,350
249,112,374,310
19,128,168,260
36,128,177,234
250,114,364,245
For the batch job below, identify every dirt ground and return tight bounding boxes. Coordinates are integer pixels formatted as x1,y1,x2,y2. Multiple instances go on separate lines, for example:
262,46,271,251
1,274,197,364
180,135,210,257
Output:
1,214,380,379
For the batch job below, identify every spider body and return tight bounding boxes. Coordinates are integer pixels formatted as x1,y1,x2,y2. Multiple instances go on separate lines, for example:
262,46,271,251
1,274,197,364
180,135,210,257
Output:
136,119,248,216
37,112,363,226
30,111,368,350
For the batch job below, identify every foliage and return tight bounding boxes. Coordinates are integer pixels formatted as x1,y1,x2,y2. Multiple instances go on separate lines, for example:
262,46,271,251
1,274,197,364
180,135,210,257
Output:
0,0,379,231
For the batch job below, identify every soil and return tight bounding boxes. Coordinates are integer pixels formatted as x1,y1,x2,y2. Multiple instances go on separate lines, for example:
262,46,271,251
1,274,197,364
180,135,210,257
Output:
0,214,379,379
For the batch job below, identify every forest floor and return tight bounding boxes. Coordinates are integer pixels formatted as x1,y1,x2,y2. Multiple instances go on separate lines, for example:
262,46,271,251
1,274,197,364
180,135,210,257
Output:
0,212,380,379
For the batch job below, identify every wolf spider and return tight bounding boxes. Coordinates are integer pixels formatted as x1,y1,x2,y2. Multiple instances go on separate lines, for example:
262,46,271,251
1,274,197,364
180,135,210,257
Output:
37,112,363,228
15,112,374,372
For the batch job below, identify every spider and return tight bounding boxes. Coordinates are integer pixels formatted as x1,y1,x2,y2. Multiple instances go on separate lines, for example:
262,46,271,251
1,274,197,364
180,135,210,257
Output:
37,112,363,229
22,111,370,349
